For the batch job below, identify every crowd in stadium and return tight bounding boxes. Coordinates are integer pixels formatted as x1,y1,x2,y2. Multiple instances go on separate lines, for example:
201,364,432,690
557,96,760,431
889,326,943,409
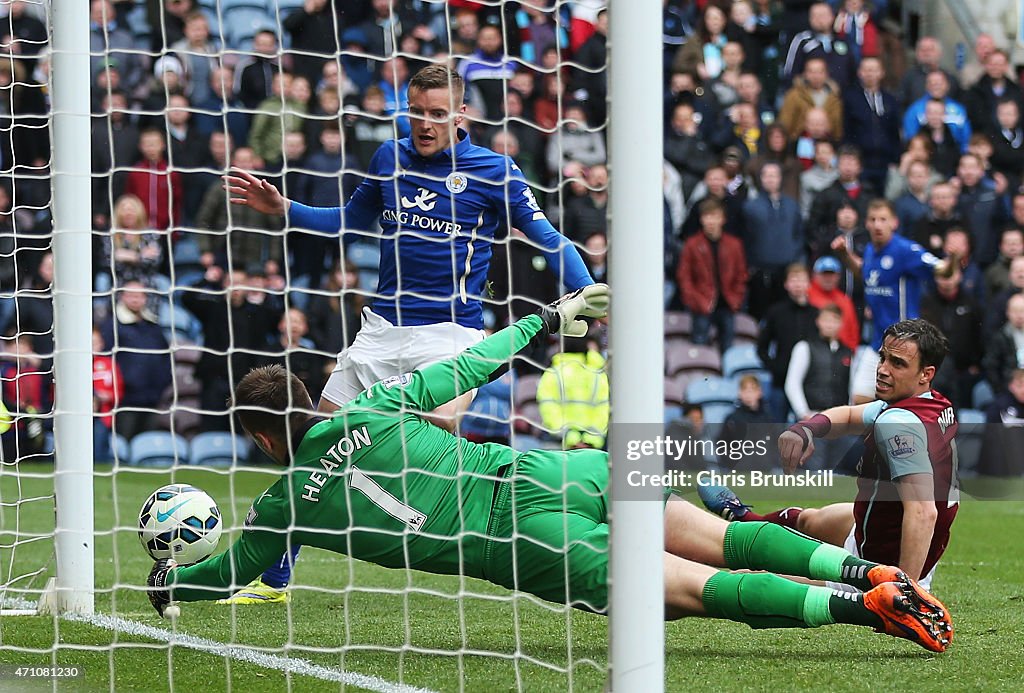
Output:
0,0,1020,474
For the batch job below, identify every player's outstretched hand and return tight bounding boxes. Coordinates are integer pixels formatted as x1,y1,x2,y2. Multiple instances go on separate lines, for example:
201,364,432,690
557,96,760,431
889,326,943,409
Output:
778,429,814,473
223,169,287,216
540,284,610,337
147,558,176,616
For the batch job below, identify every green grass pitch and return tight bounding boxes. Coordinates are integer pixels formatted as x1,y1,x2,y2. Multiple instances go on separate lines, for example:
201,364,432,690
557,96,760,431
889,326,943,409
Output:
1,465,1021,691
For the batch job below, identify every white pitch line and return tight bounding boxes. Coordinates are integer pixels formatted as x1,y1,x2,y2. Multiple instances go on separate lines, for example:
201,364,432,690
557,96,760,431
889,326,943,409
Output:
2,598,436,693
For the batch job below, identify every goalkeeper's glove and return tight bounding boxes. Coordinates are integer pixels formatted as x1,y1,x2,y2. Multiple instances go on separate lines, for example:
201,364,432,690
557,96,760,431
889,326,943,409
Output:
147,558,176,616
539,284,610,337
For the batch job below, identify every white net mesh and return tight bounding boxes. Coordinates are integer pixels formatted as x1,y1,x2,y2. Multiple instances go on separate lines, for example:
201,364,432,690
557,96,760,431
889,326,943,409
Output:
0,0,611,689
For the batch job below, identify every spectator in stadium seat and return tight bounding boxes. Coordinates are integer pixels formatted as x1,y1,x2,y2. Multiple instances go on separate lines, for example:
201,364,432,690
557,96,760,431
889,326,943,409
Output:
89,0,144,99
983,294,1024,392
710,102,762,158
989,99,1024,188
782,2,856,90
149,0,192,54
678,199,748,353
831,0,878,64
562,164,608,244
665,402,717,470
276,131,313,205
672,5,737,83
903,71,972,153
985,256,1024,335
985,227,1024,298
791,111,834,172
546,102,607,176
682,165,745,238
182,266,283,432
808,145,875,242
570,7,608,126
757,263,820,420
268,308,329,405
492,130,542,195
799,139,838,220
707,41,747,109
663,70,721,131
250,73,313,167
843,57,899,194
966,49,1023,136
346,86,393,170
137,55,190,130
92,326,122,462
99,280,172,441
124,129,183,232
979,368,1024,476
582,232,608,284
743,162,804,320
193,66,250,146
448,8,480,56
941,228,986,304
235,30,282,110
954,152,1007,267
282,0,342,87
458,24,518,122
778,58,843,143
885,133,943,200
196,146,284,268
783,303,853,468
378,57,411,138
899,36,959,109
914,99,962,179
537,332,610,450
0,333,51,460
745,124,803,200
169,10,219,107
893,160,933,234
718,374,777,468
2,1,48,70
305,259,363,358
909,182,964,252
100,194,165,290
665,102,716,201
90,90,138,226
817,203,868,314
807,256,860,351
920,265,984,410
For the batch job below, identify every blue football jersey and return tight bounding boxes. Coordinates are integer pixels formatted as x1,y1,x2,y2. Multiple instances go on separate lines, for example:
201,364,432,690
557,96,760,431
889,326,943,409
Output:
862,235,939,349
289,131,591,329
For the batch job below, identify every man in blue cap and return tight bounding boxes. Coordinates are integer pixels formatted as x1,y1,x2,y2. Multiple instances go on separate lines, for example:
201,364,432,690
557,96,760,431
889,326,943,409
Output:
808,255,861,352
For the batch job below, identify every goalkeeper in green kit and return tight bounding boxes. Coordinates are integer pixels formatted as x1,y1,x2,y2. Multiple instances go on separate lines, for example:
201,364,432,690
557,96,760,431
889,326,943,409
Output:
148,285,953,652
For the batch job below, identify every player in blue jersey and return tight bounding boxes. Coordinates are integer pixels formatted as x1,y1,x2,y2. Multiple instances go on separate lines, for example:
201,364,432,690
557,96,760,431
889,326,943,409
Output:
831,199,957,403
222,64,594,603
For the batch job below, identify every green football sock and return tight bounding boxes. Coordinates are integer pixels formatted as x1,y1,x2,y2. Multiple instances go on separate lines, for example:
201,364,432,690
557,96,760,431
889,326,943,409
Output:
723,522,877,587
701,571,835,628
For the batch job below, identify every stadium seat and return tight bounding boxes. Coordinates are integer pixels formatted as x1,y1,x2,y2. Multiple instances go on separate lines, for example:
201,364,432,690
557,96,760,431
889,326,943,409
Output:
268,0,307,14
957,409,986,425
112,433,130,463
358,270,379,292
220,0,268,10
125,4,151,36
722,343,764,378
168,366,202,399
158,301,200,343
190,431,250,467
664,311,692,338
513,374,541,405
172,344,203,368
702,402,736,441
286,274,313,311
665,341,721,377
663,404,683,425
733,313,759,345
347,241,382,271
129,431,190,467
153,400,203,440
664,377,685,405
955,408,985,475
972,380,995,410
222,7,275,48
685,376,736,406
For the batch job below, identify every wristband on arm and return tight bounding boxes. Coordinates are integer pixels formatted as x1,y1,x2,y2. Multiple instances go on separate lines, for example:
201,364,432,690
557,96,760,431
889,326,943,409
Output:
786,413,832,450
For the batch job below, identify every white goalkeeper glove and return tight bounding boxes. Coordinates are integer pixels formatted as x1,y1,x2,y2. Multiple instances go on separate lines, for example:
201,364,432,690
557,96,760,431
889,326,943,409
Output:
539,284,610,337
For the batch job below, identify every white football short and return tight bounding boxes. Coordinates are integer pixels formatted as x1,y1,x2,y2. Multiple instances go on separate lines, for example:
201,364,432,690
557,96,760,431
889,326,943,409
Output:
320,308,486,407
826,524,937,593
850,346,880,401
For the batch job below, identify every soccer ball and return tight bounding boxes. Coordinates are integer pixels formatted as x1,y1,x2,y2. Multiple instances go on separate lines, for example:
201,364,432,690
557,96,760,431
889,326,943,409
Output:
138,484,222,565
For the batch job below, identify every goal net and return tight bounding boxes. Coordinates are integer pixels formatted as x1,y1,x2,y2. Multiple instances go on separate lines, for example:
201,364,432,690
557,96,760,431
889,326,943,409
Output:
0,0,629,690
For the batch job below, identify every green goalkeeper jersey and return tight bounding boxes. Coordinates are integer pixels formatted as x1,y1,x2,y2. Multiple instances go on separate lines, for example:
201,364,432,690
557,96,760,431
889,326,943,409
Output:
170,315,546,601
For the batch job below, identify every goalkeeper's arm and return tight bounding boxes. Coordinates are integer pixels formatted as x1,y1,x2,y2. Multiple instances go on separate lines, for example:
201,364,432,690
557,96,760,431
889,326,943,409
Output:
367,285,610,414
149,518,288,610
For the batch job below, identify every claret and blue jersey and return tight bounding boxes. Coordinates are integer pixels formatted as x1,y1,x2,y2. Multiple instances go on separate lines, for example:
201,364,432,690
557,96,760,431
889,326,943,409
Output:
288,131,592,329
